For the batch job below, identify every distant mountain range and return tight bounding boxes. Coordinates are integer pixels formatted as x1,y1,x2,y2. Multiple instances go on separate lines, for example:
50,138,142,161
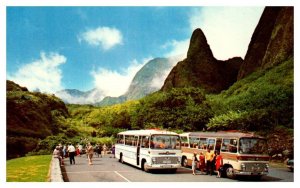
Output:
56,57,176,106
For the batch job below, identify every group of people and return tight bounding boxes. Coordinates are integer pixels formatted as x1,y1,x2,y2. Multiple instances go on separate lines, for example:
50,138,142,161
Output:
83,143,116,165
53,143,77,165
53,142,115,166
191,148,223,178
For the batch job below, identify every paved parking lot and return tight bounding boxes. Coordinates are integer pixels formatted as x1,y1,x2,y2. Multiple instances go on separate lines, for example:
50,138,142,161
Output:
62,154,293,182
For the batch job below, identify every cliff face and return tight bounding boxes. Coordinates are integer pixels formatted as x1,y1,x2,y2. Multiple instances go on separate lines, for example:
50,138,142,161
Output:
161,28,243,93
162,7,293,93
238,7,293,79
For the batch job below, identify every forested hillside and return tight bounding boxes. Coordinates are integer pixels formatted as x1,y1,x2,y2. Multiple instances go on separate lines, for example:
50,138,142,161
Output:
6,81,69,159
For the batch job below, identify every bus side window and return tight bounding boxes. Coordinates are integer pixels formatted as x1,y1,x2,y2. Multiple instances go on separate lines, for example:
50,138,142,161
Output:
180,136,188,148
141,136,149,148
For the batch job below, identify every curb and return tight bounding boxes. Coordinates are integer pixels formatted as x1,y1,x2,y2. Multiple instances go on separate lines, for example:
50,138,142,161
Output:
49,156,64,182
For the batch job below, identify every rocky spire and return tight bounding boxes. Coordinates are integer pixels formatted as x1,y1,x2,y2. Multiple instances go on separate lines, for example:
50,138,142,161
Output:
161,28,242,93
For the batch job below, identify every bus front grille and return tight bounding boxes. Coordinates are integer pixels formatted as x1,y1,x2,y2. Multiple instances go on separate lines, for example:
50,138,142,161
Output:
153,157,178,164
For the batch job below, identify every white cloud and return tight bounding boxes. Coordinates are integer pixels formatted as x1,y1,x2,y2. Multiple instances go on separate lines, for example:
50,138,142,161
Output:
189,7,264,60
78,26,123,50
149,57,179,89
162,39,190,60
91,58,150,97
56,89,104,104
7,52,66,93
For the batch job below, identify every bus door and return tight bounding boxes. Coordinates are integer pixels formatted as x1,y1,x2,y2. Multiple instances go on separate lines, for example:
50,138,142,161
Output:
136,135,140,166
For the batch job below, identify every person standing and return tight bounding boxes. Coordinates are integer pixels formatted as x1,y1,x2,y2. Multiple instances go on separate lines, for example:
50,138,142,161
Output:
111,145,115,158
95,144,100,158
205,148,215,175
103,144,107,157
53,146,63,166
215,150,223,178
87,143,94,165
99,144,103,158
68,143,76,165
192,152,198,175
198,152,205,174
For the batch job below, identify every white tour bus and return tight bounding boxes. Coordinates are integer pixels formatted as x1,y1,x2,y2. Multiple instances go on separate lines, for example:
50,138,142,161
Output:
180,131,270,179
115,129,182,172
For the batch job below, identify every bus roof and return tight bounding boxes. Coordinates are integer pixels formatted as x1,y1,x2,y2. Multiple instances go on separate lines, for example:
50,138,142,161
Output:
118,129,179,136
180,131,264,139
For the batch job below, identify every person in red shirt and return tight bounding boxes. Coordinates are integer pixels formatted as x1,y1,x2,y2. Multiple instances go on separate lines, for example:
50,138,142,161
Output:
198,152,205,174
215,150,223,178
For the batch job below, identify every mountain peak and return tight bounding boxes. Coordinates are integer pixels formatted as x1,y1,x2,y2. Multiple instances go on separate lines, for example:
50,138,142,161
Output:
187,28,214,60
161,28,242,93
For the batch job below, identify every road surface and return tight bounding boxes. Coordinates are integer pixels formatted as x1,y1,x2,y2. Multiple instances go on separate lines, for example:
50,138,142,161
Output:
62,154,293,182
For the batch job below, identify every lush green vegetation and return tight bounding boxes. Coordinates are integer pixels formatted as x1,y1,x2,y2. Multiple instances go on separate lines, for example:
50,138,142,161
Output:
61,57,293,157
6,155,52,182
6,81,69,159
7,57,293,159
207,57,293,131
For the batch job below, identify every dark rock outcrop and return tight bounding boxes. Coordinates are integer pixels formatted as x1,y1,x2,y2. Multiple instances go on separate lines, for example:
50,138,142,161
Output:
161,28,243,93
238,7,293,79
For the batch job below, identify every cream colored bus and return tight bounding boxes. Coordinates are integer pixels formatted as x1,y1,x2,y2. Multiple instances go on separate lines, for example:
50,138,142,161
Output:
180,131,270,179
115,129,182,173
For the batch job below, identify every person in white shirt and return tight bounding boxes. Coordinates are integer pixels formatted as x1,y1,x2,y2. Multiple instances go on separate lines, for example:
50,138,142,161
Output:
68,143,76,165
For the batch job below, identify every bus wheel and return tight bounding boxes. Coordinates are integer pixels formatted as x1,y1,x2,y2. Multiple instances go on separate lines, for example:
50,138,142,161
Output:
225,166,235,179
182,157,188,167
142,160,149,173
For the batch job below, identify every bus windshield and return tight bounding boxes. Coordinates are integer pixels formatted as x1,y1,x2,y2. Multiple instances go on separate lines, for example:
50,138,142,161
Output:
239,138,268,155
150,135,181,150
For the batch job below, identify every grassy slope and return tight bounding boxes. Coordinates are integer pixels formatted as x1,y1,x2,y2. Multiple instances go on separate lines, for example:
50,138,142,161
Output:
208,57,293,124
6,155,52,182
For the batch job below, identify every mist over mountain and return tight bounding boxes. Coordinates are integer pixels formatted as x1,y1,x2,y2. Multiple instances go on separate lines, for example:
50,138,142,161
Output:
55,88,104,104
56,57,177,106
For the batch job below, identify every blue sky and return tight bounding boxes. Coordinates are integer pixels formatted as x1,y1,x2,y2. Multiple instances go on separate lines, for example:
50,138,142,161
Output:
7,6,264,99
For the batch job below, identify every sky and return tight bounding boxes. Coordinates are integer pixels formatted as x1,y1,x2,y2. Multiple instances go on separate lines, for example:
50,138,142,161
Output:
6,6,264,100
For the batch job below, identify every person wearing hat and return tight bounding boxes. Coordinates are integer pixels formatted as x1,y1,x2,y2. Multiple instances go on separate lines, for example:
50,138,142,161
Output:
53,146,63,166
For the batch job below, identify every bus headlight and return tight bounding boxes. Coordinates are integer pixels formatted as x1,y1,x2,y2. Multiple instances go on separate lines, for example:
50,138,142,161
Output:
178,157,181,163
241,163,246,171
152,157,156,164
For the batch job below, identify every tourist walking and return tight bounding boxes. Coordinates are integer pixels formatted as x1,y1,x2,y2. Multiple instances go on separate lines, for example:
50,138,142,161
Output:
68,143,76,165
87,143,94,165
